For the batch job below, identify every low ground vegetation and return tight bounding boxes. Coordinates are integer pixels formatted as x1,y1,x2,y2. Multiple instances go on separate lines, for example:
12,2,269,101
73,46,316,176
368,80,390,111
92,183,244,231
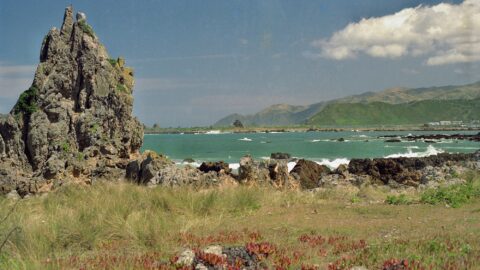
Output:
0,172,479,269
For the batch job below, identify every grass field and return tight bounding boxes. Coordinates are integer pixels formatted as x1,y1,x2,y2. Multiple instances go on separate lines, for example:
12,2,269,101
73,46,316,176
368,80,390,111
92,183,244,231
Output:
0,173,479,269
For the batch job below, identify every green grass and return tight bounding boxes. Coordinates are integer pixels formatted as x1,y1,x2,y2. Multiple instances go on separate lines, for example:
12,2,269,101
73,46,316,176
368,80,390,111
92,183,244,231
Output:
13,86,39,116
78,20,95,38
107,58,118,67
60,141,70,153
421,181,480,208
0,174,479,269
116,83,128,93
385,194,412,205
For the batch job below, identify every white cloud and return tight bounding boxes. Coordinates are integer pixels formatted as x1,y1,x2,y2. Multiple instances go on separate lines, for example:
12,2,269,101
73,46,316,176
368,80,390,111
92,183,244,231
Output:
314,0,480,65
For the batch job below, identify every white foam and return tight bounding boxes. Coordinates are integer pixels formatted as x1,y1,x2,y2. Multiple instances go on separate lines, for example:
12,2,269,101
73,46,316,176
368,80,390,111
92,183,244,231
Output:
287,162,297,172
385,145,444,158
437,140,454,144
310,139,332,142
239,137,252,141
316,158,350,169
229,163,240,170
353,134,368,138
177,161,203,167
205,130,221,134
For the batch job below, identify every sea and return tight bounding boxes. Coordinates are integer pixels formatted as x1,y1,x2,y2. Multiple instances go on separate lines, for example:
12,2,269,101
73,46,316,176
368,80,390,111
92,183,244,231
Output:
142,130,480,171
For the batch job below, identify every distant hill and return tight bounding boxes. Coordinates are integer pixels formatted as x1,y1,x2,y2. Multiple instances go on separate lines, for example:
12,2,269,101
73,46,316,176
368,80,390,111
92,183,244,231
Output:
307,98,480,126
214,81,480,127
214,102,326,126
337,82,480,104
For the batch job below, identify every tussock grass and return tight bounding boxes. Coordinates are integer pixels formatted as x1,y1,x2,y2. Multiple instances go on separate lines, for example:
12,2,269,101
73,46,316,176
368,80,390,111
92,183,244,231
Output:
0,172,478,269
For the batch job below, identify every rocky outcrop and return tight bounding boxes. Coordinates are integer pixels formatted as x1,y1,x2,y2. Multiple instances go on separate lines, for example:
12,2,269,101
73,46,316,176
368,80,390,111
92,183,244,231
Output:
380,133,480,142
238,155,298,189
0,6,143,196
406,133,480,142
348,152,479,185
126,152,237,188
290,159,331,189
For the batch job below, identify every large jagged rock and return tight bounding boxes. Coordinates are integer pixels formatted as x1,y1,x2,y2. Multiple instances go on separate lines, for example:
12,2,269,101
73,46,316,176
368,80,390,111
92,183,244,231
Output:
238,155,298,189
0,6,143,196
290,159,330,189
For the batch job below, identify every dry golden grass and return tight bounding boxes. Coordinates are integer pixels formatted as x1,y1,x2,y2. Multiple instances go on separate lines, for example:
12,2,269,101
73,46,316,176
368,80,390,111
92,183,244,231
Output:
0,175,479,269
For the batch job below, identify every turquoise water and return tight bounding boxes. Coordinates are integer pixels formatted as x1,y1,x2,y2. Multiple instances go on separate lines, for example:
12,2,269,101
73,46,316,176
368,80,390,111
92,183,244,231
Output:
142,130,480,166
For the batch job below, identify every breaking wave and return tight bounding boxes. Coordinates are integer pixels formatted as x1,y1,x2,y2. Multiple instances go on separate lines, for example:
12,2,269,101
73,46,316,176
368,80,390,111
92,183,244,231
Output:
315,158,350,169
385,145,444,158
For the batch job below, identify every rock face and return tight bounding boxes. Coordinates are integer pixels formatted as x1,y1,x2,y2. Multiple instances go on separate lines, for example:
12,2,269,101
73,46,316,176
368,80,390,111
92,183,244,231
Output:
290,159,331,189
0,6,143,195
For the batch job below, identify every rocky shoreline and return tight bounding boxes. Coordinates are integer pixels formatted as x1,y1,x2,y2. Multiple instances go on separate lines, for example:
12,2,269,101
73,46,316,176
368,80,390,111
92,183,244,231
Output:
125,150,480,192
379,133,480,142
0,7,479,199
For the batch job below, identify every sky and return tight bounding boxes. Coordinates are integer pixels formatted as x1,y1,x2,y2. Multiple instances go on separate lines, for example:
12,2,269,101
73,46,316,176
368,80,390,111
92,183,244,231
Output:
0,0,479,127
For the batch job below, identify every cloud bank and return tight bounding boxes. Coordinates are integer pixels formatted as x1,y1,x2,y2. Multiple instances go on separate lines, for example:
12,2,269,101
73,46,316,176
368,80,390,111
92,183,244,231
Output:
314,0,480,65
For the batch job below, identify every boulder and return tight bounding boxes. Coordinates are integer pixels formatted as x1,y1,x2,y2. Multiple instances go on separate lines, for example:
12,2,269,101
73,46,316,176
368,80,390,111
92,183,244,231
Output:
125,160,141,182
290,159,331,189
199,161,231,174
238,155,270,185
266,159,297,189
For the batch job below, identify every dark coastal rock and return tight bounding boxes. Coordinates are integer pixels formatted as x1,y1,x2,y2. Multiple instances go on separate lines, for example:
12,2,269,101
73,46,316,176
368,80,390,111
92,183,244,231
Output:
398,133,480,142
385,139,402,143
338,138,345,142
270,152,291,160
0,6,143,196
348,152,479,185
290,159,331,189
199,161,231,174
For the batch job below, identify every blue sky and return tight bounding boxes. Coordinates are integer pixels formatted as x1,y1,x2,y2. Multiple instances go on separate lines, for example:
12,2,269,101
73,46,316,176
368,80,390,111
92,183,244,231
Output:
1,0,478,127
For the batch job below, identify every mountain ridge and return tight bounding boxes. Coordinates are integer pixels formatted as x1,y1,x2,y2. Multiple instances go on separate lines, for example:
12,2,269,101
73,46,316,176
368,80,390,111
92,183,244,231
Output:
214,81,480,127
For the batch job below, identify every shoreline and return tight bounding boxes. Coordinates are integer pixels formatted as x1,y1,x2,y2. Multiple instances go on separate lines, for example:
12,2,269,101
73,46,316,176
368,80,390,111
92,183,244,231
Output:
144,126,480,135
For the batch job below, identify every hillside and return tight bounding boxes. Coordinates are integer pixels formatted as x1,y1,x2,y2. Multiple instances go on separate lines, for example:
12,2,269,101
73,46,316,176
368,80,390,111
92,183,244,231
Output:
337,81,480,104
307,98,480,126
214,102,326,126
214,81,480,127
